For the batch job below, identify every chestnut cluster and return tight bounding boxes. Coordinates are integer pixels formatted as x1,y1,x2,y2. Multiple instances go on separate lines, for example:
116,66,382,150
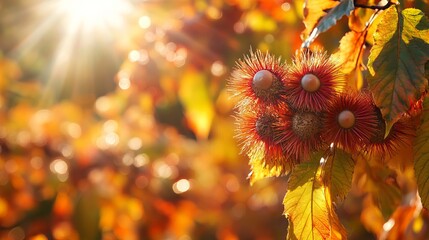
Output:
229,50,414,175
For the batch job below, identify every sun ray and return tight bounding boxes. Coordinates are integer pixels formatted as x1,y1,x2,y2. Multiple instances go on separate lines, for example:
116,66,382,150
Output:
9,0,136,105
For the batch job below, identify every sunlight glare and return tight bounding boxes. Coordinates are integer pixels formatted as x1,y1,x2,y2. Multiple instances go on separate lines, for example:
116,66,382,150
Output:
138,16,152,29
59,0,131,29
21,0,136,105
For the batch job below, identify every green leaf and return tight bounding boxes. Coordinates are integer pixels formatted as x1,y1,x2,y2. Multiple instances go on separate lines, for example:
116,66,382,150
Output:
73,191,101,240
329,149,355,202
425,60,429,79
377,179,402,218
284,153,347,240
368,7,429,126
303,0,355,47
414,95,429,209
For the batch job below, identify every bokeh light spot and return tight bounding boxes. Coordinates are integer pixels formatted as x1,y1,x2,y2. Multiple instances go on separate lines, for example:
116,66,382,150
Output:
128,50,141,62
118,77,131,90
50,159,68,175
105,132,120,146
173,179,191,194
234,22,246,33
211,61,226,76
138,16,152,29
281,3,291,11
128,137,142,150
134,154,149,167
103,120,118,132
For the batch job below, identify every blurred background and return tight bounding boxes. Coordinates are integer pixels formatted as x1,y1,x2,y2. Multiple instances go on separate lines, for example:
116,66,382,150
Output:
0,0,377,239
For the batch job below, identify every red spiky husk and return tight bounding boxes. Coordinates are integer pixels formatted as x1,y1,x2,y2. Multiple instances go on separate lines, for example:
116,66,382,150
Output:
285,51,344,112
228,49,287,109
365,111,416,158
274,106,325,162
234,105,292,170
323,91,379,152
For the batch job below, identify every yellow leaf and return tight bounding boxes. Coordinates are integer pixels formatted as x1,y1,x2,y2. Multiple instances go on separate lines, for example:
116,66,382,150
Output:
53,192,73,217
302,0,339,38
381,205,416,239
0,198,7,218
0,57,21,91
348,7,373,32
332,30,366,89
326,149,355,202
355,155,402,218
29,235,48,240
248,149,285,185
245,10,277,32
284,153,347,240
361,196,385,238
178,68,214,139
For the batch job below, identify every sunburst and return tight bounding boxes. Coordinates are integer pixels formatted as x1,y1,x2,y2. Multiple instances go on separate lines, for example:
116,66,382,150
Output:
10,0,135,104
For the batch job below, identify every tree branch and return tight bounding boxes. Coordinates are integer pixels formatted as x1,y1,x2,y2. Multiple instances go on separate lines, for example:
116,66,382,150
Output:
354,0,395,10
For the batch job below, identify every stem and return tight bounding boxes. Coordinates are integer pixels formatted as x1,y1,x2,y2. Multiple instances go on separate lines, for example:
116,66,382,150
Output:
354,0,396,10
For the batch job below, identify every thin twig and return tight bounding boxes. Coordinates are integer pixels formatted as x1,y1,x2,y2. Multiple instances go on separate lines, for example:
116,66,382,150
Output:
354,0,396,10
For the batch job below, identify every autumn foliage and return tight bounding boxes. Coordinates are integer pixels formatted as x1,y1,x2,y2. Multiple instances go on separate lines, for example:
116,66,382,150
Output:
230,0,429,239
1,0,429,239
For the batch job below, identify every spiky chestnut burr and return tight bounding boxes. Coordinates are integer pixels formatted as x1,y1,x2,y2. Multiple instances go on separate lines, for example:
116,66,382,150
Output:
234,106,292,171
285,51,344,112
274,106,325,161
229,50,287,109
323,91,379,152
365,109,416,157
